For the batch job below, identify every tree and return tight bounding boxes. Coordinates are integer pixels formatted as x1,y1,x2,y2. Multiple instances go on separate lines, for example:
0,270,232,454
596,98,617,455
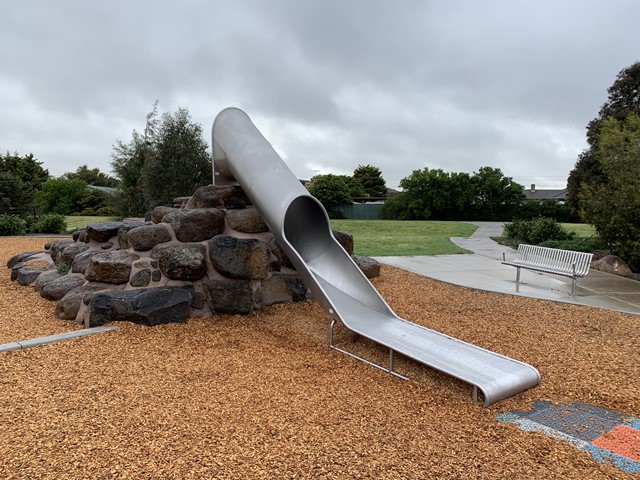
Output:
307,174,352,217
110,101,158,216
140,107,211,208
35,177,87,215
568,61,640,213
580,114,640,270
353,164,387,198
0,151,49,213
65,164,118,187
337,175,366,199
471,166,524,220
382,166,523,221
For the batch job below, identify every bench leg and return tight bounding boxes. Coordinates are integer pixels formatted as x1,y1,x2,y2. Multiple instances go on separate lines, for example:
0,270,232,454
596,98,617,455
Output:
515,267,521,292
571,277,577,296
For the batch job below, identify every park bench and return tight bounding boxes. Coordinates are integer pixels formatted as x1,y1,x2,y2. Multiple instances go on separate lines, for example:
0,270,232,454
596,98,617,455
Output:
502,244,593,296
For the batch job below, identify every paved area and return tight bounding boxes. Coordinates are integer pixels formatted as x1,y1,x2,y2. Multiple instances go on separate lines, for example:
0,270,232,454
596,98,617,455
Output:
376,222,640,316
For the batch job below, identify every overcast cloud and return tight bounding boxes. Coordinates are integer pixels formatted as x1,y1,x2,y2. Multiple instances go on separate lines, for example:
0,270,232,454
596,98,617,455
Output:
1,0,639,189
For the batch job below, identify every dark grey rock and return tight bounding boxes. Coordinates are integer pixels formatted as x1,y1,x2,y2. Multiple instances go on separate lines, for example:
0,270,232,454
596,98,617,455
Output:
206,279,254,314
86,287,193,327
163,208,226,242
7,251,41,268
55,283,114,321
173,196,191,208
48,240,75,263
130,269,151,287
333,230,354,255
353,255,381,279
127,224,172,251
191,290,206,310
117,221,146,248
226,208,269,233
151,270,162,282
261,274,308,306
84,250,140,284
101,242,114,250
151,206,177,224
186,185,252,209
60,243,90,266
40,273,86,301
72,229,87,243
34,269,64,294
16,265,50,286
86,222,123,243
269,238,294,269
71,250,101,274
151,243,207,280
209,235,272,279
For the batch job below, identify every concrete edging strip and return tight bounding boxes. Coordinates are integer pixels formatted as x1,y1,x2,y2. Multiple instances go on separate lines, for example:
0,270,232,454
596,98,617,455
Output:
0,326,118,352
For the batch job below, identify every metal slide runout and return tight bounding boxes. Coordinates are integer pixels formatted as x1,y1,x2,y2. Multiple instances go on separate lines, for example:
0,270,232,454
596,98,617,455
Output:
212,107,540,406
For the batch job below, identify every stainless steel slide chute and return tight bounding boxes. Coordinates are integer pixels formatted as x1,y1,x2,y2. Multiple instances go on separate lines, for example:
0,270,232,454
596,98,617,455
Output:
212,107,540,406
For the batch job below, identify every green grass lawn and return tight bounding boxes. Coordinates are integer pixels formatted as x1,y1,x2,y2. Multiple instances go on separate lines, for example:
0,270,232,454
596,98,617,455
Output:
330,220,477,256
64,216,121,233
561,223,597,237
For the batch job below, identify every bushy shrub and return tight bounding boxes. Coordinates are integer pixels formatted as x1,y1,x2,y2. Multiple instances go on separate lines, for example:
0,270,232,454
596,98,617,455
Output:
538,237,606,253
30,213,67,234
0,214,27,236
504,217,576,245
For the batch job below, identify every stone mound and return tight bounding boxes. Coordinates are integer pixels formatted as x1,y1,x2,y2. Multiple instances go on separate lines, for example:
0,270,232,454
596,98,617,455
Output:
7,185,380,327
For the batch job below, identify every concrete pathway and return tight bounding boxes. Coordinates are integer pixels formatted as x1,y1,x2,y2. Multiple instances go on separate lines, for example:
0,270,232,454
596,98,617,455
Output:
376,222,640,316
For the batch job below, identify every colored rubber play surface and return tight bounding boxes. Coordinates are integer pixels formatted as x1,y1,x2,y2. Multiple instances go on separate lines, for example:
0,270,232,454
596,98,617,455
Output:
498,401,640,475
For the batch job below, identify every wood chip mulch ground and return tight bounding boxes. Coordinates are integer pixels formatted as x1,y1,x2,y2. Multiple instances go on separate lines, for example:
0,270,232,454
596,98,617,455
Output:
0,236,638,479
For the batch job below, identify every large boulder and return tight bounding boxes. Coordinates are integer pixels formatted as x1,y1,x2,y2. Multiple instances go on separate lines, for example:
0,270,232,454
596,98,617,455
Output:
151,243,207,280
226,208,268,233
60,243,90,266
162,208,226,242
55,283,114,321
86,222,122,243
71,250,101,274
208,235,274,279
7,251,41,268
186,185,251,209
48,240,75,264
16,265,51,286
332,230,354,255
206,279,254,314
39,273,87,301
84,250,140,284
117,221,146,249
86,287,193,327
34,269,64,294
151,206,177,224
591,255,633,277
127,224,172,251
353,255,381,279
260,274,307,306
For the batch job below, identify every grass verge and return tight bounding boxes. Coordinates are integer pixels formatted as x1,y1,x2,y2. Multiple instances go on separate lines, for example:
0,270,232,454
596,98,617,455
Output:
330,220,476,256
64,216,121,233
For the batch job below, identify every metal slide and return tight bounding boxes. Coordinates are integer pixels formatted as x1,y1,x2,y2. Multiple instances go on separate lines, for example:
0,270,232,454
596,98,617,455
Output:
212,108,540,406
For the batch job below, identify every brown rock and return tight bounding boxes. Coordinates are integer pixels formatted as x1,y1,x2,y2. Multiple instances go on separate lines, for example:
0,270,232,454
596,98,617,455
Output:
84,250,140,284
591,255,633,277
186,185,251,209
226,208,269,233
152,206,177,224
208,235,272,279
163,208,226,242
261,274,308,306
127,224,172,251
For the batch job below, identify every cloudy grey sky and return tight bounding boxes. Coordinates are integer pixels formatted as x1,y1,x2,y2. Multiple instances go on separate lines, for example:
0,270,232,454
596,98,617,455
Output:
1,1,638,189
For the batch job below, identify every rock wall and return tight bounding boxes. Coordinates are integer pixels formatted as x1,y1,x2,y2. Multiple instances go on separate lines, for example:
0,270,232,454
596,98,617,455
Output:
7,185,380,327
